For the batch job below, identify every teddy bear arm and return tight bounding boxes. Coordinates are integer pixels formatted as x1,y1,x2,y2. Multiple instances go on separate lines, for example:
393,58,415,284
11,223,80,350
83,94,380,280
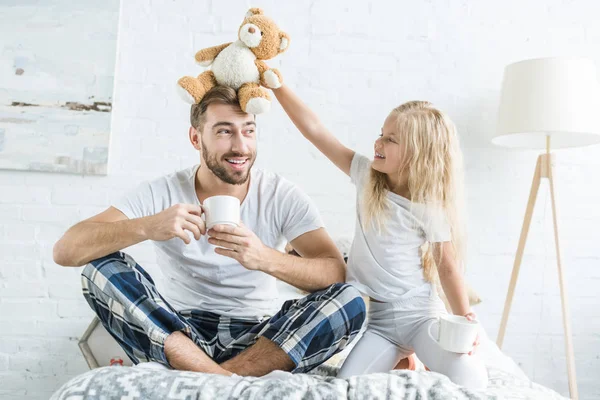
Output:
194,42,232,64
255,61,282,89
254,60,269,75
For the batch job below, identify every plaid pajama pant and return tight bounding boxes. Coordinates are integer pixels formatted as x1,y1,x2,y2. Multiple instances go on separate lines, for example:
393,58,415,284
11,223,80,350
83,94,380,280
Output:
81,252,366,373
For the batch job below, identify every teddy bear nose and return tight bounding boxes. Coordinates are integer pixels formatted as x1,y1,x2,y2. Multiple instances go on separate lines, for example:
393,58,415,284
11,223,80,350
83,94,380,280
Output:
248,27,256,34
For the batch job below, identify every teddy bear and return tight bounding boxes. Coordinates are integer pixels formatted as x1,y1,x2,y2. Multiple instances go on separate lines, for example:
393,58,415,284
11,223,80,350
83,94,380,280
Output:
177,8,289,115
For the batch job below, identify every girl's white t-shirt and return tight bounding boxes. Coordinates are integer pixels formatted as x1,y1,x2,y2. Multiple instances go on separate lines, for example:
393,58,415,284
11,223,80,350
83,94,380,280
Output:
113,165,324,319
346,153,451,302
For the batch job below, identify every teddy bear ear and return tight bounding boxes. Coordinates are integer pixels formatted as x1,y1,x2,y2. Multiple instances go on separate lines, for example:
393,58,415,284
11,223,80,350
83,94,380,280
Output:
245,8,264,18
278,32,290,53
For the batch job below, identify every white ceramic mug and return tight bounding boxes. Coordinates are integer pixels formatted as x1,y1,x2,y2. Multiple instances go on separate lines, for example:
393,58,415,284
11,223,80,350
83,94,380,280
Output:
428,314,479,353
202,195,240,230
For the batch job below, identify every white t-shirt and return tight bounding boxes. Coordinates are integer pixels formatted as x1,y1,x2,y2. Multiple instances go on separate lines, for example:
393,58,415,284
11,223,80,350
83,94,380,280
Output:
346,153,451,302
113,165,324,319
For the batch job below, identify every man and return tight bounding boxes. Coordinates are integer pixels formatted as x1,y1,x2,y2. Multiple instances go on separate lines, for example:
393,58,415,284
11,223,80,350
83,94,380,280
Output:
53,86,366,377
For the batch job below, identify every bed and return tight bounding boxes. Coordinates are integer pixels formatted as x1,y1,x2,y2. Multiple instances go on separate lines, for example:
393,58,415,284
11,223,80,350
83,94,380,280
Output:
51,337,567,400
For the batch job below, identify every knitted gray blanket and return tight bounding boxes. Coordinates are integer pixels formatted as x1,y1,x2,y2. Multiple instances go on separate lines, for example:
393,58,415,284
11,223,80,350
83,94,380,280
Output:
51,364,567,400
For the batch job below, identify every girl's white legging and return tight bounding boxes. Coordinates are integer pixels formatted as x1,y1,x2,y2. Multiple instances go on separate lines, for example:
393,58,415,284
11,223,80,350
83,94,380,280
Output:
337,292,488,390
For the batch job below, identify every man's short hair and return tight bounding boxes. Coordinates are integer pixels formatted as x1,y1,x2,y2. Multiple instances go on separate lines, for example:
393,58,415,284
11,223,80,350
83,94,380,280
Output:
190,86,242,130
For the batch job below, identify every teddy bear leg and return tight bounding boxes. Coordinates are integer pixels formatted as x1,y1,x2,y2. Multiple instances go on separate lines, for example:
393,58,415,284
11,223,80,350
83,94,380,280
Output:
177,71,217,104
238,83,271,114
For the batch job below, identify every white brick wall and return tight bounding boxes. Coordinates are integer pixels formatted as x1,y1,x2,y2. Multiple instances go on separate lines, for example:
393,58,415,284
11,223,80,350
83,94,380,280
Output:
1,0,599,399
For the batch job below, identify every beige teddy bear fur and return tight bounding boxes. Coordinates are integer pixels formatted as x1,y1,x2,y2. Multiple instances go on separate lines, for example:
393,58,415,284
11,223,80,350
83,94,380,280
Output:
177,8,289,114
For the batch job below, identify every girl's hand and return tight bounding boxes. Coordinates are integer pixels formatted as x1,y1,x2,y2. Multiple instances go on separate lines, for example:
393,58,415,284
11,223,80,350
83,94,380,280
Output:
464,311,480,355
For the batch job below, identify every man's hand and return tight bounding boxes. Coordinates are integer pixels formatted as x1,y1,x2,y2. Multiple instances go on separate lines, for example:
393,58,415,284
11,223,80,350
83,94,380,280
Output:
144,204,205,244
207,222,269,270
464,311,481,356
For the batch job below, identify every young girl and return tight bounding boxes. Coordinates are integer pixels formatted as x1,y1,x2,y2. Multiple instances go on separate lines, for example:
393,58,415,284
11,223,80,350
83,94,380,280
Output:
273,86,488,389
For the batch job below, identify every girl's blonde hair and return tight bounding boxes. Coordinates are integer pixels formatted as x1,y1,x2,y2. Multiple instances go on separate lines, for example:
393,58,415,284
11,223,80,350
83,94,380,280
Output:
363,101,466,276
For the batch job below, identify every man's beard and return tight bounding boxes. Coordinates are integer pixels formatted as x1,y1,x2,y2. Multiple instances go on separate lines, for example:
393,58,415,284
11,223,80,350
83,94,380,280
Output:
202,144,255,185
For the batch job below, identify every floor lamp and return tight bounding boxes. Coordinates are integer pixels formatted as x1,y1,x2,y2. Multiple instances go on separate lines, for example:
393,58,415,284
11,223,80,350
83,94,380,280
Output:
493,57,600,400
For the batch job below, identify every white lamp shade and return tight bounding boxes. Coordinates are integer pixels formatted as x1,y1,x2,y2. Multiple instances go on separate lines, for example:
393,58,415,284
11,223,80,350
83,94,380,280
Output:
494,57,600,149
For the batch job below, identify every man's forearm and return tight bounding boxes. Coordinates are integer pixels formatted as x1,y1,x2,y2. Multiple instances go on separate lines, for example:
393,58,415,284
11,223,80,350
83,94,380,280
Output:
53,218,149,267
260,248,346,292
